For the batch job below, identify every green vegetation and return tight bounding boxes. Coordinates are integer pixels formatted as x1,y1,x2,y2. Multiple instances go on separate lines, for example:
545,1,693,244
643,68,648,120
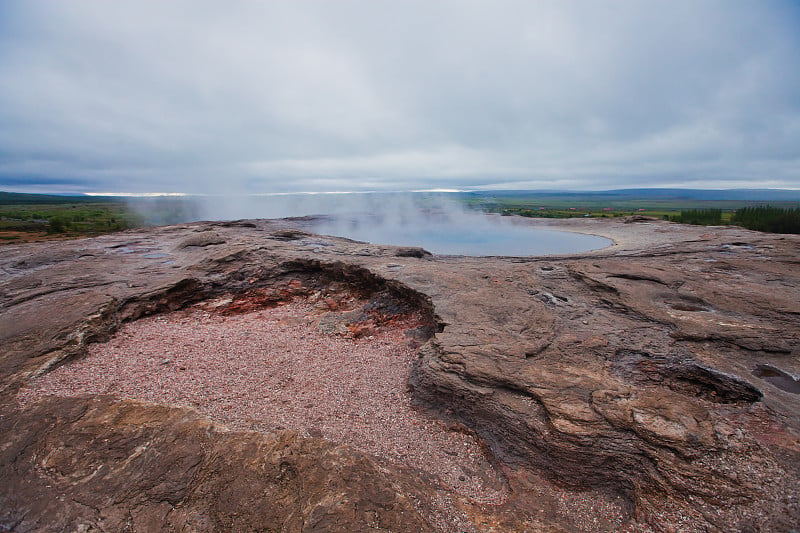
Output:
473,194,698,221
464,191,800,234
0,193,144,241
0,192,209,244
731,206,800,234
674,208,722,225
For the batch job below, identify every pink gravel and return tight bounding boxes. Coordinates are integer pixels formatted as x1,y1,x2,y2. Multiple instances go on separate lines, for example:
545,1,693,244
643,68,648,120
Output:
19,296,506,504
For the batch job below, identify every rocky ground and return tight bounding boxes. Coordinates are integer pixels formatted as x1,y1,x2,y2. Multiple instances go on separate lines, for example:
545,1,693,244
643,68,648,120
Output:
1,216,798,532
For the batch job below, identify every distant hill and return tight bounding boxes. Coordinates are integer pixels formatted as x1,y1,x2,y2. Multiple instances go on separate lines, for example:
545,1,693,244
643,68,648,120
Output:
3,188,799,207
467,188,800,201
0,191,117,205
604,189,800,201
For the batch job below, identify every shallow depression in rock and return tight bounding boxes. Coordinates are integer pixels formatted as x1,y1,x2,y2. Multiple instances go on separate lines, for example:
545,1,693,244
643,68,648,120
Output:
19,294,507,503
753,364,800,394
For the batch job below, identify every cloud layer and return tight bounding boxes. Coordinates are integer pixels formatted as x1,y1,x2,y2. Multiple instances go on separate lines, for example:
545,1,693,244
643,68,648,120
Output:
1,1,798,193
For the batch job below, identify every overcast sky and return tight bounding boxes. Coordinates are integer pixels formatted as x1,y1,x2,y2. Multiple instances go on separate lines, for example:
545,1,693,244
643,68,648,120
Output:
1,1,798,194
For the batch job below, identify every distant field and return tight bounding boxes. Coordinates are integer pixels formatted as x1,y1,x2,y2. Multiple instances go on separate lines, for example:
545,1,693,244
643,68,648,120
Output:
465,190,798,216
0,193,143,244
462,190,800,229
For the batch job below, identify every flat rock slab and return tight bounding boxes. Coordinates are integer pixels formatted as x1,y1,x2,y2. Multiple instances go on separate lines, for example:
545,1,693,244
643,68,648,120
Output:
1,217,799,531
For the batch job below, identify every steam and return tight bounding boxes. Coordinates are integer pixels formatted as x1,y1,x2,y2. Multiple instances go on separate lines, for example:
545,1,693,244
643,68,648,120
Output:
125,196,204,226
304,194,611,255
127,191,472,226
125,192,610,256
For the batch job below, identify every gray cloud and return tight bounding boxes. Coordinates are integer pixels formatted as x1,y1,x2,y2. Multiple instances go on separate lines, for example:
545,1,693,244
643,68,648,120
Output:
0,0,798,193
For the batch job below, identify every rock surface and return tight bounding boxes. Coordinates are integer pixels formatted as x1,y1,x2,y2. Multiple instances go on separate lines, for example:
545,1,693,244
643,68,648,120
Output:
1,396,434,532
1,217,799,531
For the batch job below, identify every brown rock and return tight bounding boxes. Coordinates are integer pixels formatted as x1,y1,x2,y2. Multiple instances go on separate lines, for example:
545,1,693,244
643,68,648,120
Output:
0,396,432,532
1,217,799,531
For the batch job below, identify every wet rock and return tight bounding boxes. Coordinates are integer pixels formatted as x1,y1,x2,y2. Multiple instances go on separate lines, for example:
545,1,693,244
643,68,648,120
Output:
753,364,800,394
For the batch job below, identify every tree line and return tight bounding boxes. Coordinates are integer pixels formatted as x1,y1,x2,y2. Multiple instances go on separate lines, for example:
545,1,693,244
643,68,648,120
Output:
675,205,800,234
731,206,800,234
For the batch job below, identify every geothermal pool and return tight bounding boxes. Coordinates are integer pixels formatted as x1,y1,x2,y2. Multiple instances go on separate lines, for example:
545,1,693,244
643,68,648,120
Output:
309,213,611,256
132,192,612,255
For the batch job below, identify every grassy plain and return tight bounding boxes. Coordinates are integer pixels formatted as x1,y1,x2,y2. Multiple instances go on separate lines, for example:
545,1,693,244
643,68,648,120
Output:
0,193,143,244
464,190,800,225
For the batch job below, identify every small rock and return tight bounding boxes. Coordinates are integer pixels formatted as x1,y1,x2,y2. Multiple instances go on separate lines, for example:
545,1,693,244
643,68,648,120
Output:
175,232,225,249
395,247,431,258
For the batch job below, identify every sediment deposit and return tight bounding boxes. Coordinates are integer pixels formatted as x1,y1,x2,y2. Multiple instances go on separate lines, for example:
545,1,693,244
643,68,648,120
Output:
1,217,798,531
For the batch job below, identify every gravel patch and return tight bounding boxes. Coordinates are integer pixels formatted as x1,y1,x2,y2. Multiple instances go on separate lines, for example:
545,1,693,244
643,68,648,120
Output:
19,296,507,505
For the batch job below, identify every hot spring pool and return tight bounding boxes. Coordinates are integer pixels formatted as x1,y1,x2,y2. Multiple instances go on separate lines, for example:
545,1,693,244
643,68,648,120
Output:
309,214,611,256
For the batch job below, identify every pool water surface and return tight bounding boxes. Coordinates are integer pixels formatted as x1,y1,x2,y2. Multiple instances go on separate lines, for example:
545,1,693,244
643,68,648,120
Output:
310,214,611,256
